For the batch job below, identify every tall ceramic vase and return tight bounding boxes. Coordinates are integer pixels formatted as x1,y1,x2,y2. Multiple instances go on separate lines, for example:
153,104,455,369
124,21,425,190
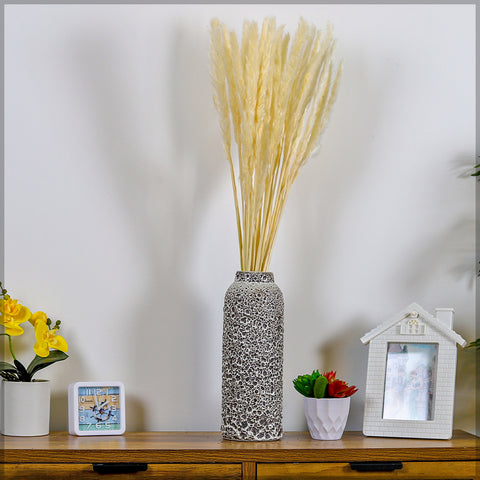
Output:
222,271,284,441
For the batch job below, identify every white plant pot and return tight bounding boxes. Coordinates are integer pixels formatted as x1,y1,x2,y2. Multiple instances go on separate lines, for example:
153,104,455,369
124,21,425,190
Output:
1,380,50,436
304,397,350,440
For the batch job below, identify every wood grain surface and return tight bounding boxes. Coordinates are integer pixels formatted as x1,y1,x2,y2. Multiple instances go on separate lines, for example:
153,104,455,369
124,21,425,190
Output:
2,431,478,464
257,461,480,479
1,463,242,480
1,431,478,480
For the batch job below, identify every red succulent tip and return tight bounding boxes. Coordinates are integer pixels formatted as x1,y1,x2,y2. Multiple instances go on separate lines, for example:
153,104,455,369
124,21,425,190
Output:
323,370,336,383
327,379,358,398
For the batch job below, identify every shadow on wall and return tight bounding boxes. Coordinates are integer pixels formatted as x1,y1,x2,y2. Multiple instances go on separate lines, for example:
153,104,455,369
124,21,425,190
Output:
278,45,392,339
50,353,88,431
399,216,476,294
51,391,69,431
447,152,477,287
64,20,224,430
165,22,226,428
449,152,479,179
125,395,148,431
318,319,370,431
281,47,390,432
454,344,476,433
393,153,476,295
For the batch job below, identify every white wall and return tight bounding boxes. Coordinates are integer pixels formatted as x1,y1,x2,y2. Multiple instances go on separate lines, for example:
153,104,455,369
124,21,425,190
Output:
4,4,476,433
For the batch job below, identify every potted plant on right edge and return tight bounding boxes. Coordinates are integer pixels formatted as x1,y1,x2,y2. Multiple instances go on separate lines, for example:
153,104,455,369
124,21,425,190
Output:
293,370,358,440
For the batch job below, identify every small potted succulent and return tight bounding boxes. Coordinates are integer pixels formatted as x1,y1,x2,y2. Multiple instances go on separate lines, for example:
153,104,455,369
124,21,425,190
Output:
293,370,357,440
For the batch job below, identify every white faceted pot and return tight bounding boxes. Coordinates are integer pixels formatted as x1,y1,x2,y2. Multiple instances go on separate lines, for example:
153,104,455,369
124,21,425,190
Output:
1,380,50,436
304,397,350,440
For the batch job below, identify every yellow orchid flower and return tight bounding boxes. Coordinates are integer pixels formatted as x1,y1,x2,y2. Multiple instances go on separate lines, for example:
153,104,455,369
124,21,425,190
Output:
29,311,48,327
34,321,68,357
0,298,31,336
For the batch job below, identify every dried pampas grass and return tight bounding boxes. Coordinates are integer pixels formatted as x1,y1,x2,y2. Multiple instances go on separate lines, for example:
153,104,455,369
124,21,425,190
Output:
210,17,342,271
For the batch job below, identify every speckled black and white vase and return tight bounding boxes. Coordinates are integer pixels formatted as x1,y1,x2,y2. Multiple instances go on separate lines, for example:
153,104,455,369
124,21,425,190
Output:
221,271,284,441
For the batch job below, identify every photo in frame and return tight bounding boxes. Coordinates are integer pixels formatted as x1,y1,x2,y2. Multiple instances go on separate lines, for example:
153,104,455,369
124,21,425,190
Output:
361,303,466,439
382,342,438,421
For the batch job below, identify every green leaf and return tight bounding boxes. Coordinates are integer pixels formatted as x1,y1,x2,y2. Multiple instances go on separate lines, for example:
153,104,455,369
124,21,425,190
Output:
466,339,480,350
0,371,20,381
293,381,310,397
293,370,322,397
313,375,328,399
14,359,31,381
27,350,69,378
0,361,17,372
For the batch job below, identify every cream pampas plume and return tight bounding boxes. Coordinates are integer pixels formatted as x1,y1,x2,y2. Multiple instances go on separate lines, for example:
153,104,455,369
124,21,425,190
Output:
210,17,342,271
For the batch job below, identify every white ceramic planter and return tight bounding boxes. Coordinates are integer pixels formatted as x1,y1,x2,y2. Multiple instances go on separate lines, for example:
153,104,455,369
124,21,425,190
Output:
304,397,350,440
1,380,50,436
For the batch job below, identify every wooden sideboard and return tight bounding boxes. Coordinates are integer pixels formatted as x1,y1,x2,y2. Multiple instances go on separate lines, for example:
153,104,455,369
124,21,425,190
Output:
1,430,479,479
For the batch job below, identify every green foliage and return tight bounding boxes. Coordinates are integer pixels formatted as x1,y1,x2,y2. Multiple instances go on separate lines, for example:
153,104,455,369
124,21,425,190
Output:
27,351,69,378
0,362,19,381
293,370,330,398
293,369,358,398
313,375,328,399
0,333,68,382
14,359,30,382
0,361,17,372
466,339,480,350
293,370,320,397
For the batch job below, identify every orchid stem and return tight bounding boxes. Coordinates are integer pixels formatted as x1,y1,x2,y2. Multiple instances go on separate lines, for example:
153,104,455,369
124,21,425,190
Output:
0,333,16,361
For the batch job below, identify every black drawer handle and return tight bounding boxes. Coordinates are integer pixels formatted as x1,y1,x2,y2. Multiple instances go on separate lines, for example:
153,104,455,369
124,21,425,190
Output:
350,461,403,472
93,463,148,474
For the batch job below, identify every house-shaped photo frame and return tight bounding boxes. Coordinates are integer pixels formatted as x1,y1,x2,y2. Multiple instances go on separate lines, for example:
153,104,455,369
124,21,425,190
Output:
361,303,466,439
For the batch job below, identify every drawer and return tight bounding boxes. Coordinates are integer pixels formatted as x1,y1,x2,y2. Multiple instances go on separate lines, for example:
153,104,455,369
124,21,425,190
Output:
257,461,479,480
2,463,242,480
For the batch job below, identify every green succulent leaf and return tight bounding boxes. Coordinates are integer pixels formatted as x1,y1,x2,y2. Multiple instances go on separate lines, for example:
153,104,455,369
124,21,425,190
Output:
313,375,328,399
293,370,321,397
27,350,69,378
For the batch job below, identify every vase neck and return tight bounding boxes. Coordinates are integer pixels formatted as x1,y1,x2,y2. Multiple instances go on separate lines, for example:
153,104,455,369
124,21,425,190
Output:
235,271,274,283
